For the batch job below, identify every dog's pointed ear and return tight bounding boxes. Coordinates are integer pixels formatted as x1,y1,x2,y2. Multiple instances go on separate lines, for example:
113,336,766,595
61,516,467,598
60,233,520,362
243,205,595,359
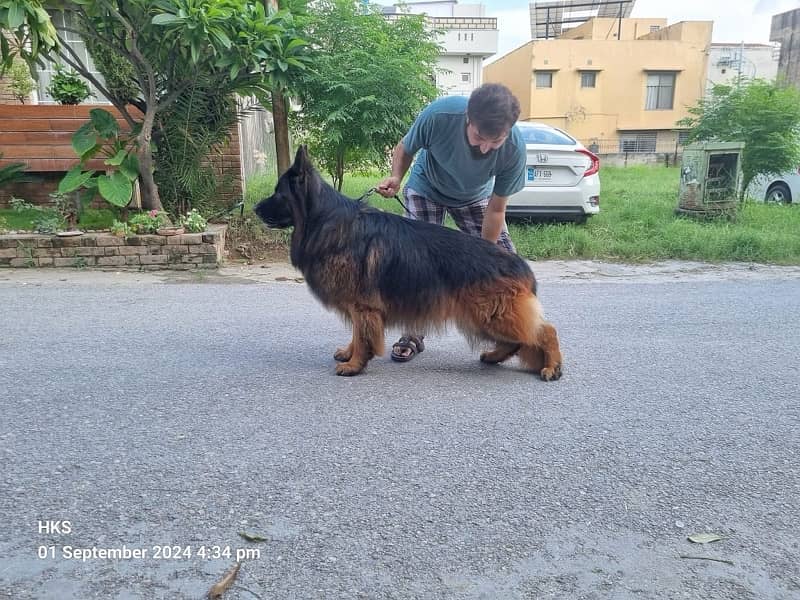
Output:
293,145,311,174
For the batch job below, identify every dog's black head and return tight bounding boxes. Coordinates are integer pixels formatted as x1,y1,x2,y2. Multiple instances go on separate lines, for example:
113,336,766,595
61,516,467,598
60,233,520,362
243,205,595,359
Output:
254,146,320,228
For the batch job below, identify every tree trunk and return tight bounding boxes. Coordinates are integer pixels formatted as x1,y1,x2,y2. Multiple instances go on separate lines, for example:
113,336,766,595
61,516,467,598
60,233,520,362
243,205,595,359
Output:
265,0,290,176
137,106,163,212
272,88,291,175
335,150,345,191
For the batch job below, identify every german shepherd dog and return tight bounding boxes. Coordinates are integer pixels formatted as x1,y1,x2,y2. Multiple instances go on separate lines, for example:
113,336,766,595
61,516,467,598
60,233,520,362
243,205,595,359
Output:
255,147,563,380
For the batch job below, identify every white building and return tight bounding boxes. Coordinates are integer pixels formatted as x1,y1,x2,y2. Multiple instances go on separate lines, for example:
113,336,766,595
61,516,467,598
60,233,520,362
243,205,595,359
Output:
706,43,780,91
382,1,498,97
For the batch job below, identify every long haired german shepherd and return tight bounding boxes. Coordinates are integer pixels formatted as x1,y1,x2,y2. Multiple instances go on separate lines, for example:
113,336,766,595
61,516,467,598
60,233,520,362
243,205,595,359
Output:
255,147,563,380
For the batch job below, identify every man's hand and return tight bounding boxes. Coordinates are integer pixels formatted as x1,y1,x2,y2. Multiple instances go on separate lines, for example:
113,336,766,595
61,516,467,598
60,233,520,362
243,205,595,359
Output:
482,194,509,244
377,142,414,198
376,176,402,198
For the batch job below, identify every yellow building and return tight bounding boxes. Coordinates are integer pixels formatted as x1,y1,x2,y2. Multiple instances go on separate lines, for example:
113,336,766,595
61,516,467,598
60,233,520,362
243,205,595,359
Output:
484,18,713,155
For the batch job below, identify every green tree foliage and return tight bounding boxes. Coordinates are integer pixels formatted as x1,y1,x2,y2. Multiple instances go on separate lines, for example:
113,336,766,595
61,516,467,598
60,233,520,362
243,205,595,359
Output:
85,37,139,106
292,0,440,190
8,58,35,102
679,79,800,196
1,1,308,212
154,91,240,216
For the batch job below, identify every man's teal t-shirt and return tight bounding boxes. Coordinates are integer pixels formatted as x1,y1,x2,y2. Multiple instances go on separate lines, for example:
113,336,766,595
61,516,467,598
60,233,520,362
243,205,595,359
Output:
402,95,526,208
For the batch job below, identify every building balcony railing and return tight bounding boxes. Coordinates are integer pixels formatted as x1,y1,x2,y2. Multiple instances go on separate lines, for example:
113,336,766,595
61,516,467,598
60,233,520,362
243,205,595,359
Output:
385,14,497,30
585,138,689,154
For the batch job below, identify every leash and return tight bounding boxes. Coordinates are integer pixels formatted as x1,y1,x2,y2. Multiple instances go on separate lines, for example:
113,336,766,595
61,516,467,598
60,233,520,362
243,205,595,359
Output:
356,187,409,214
207,200,245,220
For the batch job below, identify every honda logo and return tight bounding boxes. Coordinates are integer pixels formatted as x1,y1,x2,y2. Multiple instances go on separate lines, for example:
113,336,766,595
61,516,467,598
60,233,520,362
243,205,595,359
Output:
537,153,549,163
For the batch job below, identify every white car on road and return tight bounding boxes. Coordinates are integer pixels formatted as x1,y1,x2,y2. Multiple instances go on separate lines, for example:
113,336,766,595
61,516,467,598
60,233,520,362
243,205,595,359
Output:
748,166,800,204
506,122,600,223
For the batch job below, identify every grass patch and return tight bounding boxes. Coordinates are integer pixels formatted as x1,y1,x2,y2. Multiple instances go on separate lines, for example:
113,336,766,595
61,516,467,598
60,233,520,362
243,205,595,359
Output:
241,165,800,264
0,207,117,231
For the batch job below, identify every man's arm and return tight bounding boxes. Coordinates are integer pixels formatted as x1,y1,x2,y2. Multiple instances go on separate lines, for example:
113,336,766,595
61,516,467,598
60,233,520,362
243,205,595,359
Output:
482,193,509,244
376,142,414,197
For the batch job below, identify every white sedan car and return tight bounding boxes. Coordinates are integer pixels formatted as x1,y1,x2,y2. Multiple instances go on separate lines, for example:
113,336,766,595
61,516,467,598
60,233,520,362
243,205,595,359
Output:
506,122,600,223
747,166,800,204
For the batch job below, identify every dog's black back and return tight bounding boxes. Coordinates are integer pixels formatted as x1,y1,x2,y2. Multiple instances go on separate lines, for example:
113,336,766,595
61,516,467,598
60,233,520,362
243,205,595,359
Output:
255,148,536,317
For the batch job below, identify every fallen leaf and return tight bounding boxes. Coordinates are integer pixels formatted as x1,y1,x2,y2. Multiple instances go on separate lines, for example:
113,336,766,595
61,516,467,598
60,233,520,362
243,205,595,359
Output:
687,533,723,544
208,562,240,599
238,531,268,542
679,554,734,566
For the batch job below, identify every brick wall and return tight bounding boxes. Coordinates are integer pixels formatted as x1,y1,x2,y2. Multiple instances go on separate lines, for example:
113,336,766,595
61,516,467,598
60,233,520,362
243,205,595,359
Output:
0,225,226,270
0,75,22,104
0,173,63,207
0,33,23,104
201,125,244,207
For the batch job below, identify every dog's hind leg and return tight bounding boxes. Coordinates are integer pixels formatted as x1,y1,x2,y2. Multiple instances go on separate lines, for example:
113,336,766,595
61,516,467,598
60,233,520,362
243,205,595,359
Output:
335,305,385,376
480,342,521,364
518,322,562,381
472,287,563,381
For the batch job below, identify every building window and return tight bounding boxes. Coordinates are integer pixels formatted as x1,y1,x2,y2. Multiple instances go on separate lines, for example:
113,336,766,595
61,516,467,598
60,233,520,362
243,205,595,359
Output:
461,73,471,83
36,11,108,104
619,131,657,153
463,57,469,64
645,72,676,110
677,130,690,146
650,25,660,33
535,71,553,88
580,71,596,88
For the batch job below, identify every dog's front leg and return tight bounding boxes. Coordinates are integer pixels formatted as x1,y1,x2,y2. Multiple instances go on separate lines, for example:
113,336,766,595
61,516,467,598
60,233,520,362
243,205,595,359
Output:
335,305,385,376
334,342,353,362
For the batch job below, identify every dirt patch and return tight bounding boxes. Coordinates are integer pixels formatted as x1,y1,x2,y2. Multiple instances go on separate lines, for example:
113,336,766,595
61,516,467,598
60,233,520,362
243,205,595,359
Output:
221,215,289,263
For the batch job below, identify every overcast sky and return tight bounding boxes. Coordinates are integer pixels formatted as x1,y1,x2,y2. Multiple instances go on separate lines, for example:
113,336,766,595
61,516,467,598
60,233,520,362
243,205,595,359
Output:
462,0,800,62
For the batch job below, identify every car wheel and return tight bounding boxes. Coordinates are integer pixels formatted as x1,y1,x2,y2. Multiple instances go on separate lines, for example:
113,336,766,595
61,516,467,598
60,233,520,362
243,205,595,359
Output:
765,182,792,204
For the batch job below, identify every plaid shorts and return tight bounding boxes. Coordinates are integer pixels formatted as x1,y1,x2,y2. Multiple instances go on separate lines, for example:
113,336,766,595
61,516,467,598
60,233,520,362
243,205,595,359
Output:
403,187,516,253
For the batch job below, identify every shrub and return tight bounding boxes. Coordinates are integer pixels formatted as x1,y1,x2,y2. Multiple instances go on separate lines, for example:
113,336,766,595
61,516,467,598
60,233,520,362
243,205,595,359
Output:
180,209,208,233
9,60,35,103
128,210,169,234
47,64,91,105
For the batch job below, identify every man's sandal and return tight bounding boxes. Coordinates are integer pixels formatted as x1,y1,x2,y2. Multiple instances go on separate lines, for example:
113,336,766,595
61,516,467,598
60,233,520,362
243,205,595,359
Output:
390,335,425,362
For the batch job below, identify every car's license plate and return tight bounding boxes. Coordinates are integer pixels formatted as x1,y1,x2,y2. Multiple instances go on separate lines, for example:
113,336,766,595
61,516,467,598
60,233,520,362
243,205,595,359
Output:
527,167,552,181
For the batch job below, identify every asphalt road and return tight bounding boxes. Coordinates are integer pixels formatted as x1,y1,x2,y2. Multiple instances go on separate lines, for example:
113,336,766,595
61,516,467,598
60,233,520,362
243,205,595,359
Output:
1,262,799,599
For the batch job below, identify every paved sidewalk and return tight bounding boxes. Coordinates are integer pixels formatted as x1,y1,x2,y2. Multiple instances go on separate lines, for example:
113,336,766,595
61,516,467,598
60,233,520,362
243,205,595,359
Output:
2,259,800,287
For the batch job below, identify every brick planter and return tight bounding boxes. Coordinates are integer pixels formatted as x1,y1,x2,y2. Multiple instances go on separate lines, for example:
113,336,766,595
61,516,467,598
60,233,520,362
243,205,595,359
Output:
0,224,226,270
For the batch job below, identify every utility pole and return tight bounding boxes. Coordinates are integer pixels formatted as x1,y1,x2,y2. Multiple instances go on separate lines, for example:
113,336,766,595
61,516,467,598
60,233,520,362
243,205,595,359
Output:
736,40,744,88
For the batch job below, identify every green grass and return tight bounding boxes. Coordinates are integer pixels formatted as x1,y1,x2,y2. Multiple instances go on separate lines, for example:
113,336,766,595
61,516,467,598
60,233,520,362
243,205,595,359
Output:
513,166,800,264
0,207,118,231
246,165,800,264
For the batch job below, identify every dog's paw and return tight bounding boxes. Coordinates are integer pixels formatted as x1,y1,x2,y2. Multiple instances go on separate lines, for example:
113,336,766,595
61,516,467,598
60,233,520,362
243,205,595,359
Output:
335,361,364,376
334,346,352,362
480,350,503,364
539,364,563,381
480,343,521,364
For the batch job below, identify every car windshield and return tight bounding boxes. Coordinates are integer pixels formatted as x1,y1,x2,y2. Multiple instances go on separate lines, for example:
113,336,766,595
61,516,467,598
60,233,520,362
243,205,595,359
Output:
518,125,575,145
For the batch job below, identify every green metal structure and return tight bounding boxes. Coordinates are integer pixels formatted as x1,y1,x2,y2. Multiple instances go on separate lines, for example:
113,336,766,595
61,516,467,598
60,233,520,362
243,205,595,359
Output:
677,141,745,218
